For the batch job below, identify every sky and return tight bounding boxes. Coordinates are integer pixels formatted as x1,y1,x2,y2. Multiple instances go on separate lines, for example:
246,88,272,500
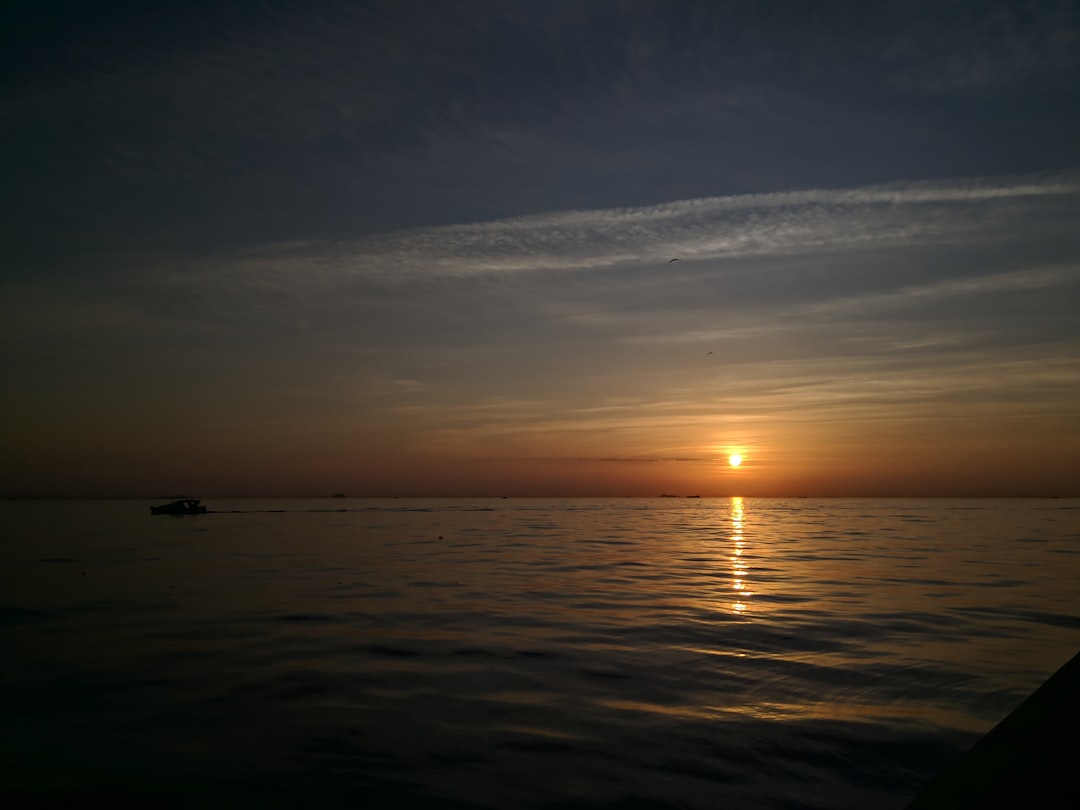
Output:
2,0,1079,497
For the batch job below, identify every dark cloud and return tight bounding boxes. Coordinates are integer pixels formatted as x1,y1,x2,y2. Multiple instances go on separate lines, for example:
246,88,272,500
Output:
3,0,1079,278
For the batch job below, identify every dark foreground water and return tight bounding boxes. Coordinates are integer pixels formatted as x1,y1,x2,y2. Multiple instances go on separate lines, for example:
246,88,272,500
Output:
2,498,1079,809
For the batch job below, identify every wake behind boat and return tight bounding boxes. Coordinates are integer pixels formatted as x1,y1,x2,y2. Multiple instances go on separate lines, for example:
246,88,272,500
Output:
149,498,208,515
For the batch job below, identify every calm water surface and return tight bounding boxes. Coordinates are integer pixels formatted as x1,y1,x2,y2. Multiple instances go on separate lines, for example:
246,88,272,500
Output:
3,498,1079,808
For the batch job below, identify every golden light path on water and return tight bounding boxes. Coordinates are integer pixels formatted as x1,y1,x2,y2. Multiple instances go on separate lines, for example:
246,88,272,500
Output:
730,496,751,615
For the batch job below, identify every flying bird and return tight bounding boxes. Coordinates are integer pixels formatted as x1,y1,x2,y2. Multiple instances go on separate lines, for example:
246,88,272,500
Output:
668,258,679,263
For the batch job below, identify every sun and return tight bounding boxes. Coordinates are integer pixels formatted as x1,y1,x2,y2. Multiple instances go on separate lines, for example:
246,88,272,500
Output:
728,454,743,467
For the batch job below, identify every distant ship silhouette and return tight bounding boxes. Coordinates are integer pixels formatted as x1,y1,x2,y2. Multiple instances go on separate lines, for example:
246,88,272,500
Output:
149,497,207,515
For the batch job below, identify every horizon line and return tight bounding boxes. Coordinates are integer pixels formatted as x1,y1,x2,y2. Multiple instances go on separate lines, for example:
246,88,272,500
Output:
3,494,1077,501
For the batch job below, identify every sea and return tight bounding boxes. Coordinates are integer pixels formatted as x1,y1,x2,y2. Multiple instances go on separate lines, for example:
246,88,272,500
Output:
3,497,1078,809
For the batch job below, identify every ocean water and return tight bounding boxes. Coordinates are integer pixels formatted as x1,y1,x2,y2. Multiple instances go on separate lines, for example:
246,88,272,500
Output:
2,497,1078,809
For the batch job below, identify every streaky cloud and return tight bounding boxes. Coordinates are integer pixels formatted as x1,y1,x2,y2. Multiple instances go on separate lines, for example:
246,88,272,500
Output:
203,171,1080,289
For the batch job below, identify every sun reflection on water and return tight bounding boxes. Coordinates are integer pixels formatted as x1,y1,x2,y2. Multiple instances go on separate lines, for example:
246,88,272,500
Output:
730,496,752,614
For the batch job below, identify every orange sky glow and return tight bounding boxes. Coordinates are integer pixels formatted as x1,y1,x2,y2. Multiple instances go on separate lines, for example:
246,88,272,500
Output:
3,4,1079,499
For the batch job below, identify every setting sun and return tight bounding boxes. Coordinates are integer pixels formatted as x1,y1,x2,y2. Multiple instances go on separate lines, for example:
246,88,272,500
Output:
729,454,743,467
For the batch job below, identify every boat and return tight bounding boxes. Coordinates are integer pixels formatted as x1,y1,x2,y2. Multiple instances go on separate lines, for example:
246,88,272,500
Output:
150,498,208,515
905,648,1080,809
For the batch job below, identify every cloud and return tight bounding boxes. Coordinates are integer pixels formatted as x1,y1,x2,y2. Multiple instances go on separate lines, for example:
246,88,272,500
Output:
191,171,1079,293
7,1,1077,276
9,171,1076,380
806,263,1079,317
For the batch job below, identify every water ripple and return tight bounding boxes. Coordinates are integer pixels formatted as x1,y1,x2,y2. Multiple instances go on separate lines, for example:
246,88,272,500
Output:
1,497,1077,809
